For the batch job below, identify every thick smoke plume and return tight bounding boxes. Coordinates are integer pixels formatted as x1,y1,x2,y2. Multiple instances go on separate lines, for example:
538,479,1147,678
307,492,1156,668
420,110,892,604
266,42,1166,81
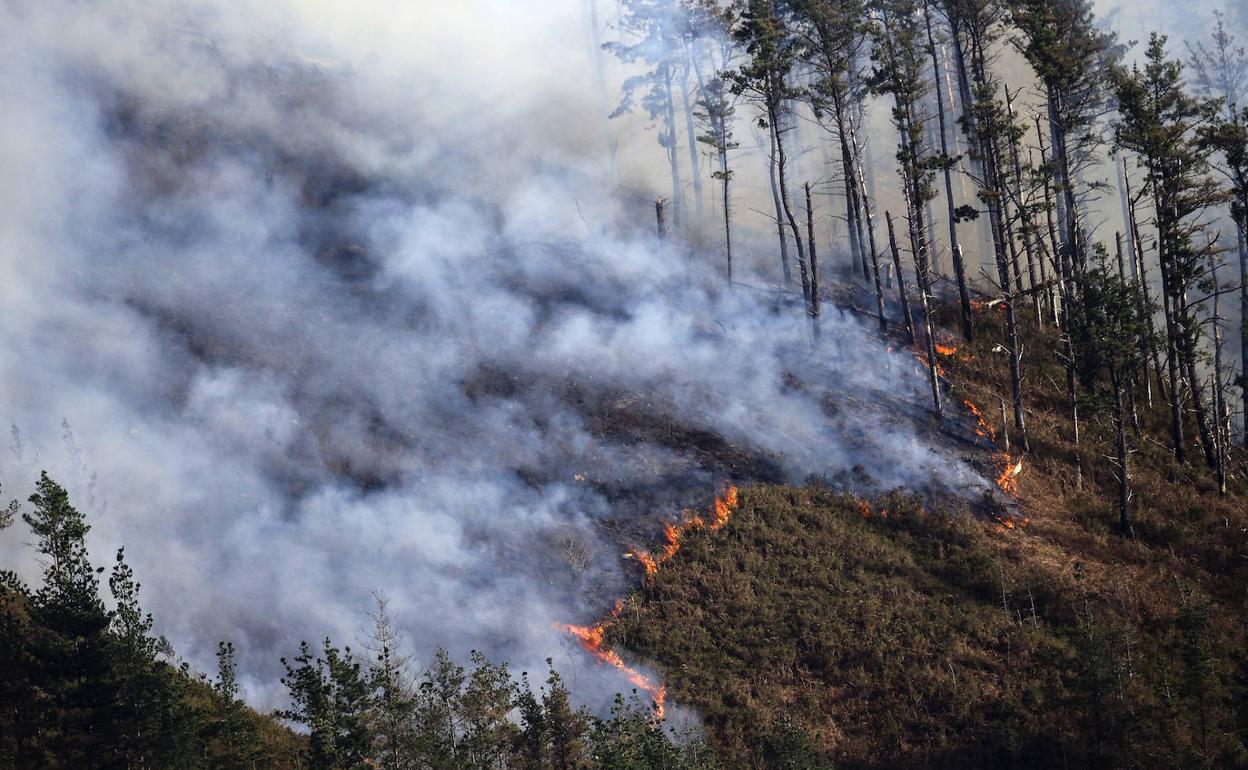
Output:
0,0,1004,709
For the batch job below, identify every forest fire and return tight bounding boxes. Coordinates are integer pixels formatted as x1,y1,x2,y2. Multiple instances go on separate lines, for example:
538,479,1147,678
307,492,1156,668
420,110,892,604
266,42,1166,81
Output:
935,343,959,357
962,399,997,443
559,485,741,720
996,457,1024,496
712,485,738,530
625,485,739,580
958,398,1024,499
556,600,668,718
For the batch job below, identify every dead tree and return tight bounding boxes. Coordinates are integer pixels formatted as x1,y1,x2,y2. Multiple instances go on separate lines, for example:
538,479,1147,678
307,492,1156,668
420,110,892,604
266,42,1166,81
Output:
887,211,916,344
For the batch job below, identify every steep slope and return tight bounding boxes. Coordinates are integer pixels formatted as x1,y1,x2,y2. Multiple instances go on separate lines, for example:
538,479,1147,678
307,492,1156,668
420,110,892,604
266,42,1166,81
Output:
599,299,1248,769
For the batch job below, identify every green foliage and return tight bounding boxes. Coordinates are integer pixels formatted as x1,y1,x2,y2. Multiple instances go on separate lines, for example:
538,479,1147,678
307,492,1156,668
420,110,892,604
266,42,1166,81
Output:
281,639,372,770
1070,254,1153,396
0,473,304,769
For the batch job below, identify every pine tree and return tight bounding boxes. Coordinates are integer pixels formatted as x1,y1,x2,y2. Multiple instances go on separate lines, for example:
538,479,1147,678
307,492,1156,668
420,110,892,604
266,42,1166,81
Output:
207,641,262,770
459,651,519,769
730,0,810,300
947,0,1030,448
1200,100,1248,450
695,72,740,282
1071,250,1154,536
608,0,692,231
413,648,469,768
1112,35,1231,470
23,472,115,769
870,0,944,416
281,639,371,770
364,596,417,769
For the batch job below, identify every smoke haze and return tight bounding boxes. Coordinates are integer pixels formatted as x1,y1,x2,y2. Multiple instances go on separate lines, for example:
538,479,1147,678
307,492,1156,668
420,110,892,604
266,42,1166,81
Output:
6,0,1201,710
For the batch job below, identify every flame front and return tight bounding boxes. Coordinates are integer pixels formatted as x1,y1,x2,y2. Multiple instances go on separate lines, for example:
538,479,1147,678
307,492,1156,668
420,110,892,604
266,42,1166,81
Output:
996,458,1024,496
557,600,668,718
557,484,741,721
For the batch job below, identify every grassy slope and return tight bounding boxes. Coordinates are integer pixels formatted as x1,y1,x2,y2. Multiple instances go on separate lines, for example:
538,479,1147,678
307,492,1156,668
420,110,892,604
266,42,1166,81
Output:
608,300,1248,769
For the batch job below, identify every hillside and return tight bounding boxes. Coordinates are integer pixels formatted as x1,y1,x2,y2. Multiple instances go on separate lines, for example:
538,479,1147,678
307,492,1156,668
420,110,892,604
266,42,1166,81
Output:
600,297,1248,769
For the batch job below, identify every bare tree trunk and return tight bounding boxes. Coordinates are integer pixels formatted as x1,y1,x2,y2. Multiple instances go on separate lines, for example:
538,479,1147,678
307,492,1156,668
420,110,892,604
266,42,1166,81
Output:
661,63,684,232
656,198,668,241
721,150,733,283
911,205,944,417
680,60,705,224
1177,284,1219,469
764,127,793,286
968,36,1028,451
1036,118,1063,326
806,183,822,341
948,17,993,269
1212,255,1228,494
832,101,870,281
851,122,885,298
1151,181,1188,466
1239,206,1248,448
1111,367,1134,537
925,2,973,342
1124,159,1168,407
887,211,916,344
771,100,810,314
1005,87,1040,323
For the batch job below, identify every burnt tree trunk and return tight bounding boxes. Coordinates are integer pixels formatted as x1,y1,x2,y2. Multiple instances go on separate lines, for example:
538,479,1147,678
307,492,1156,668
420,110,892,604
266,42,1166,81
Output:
887,211,916,345
806,182,822,341
1111,366,1134,538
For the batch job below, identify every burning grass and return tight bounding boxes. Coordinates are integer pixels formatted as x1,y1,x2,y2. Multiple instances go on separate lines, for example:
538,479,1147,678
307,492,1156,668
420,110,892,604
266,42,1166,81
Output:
608,484,1247,769
558,484,741,719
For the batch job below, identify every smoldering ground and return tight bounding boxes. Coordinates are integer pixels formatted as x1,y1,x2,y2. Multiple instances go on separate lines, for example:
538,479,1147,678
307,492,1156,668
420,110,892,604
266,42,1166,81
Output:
0,0,995,711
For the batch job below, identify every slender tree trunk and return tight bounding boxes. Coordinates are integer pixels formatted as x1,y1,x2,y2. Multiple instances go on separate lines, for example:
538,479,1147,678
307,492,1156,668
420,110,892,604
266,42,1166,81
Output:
1177,284,1219,469
851,122,885,298
1239,205,1248,448
911,204,944,417
1111,367,1134,537
1047,88,1083,281
832,98,870,281
764,127,793,286
887,211,916,344
1005,88,1040,322
662,63,684,232
680,60,704,224
1152,182,1188,466
720,147,733,283
1037,118,1063,326
1124,160,1168,406
1212,256,1228,494
925,2,973,342
806,183,822,341
948,16,993,267
772,99,810,312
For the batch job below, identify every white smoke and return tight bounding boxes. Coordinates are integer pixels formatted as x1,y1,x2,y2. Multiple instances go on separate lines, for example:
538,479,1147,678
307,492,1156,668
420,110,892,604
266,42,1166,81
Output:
0,0,992,710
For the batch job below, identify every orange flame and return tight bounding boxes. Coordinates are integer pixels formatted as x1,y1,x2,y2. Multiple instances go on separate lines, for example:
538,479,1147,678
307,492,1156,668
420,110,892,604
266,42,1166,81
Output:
935,343,958,357
625,549,659,576
559,484,741,720
996,457,1023,496
962,399,997,444
556,599,668,718
711,485,738,531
